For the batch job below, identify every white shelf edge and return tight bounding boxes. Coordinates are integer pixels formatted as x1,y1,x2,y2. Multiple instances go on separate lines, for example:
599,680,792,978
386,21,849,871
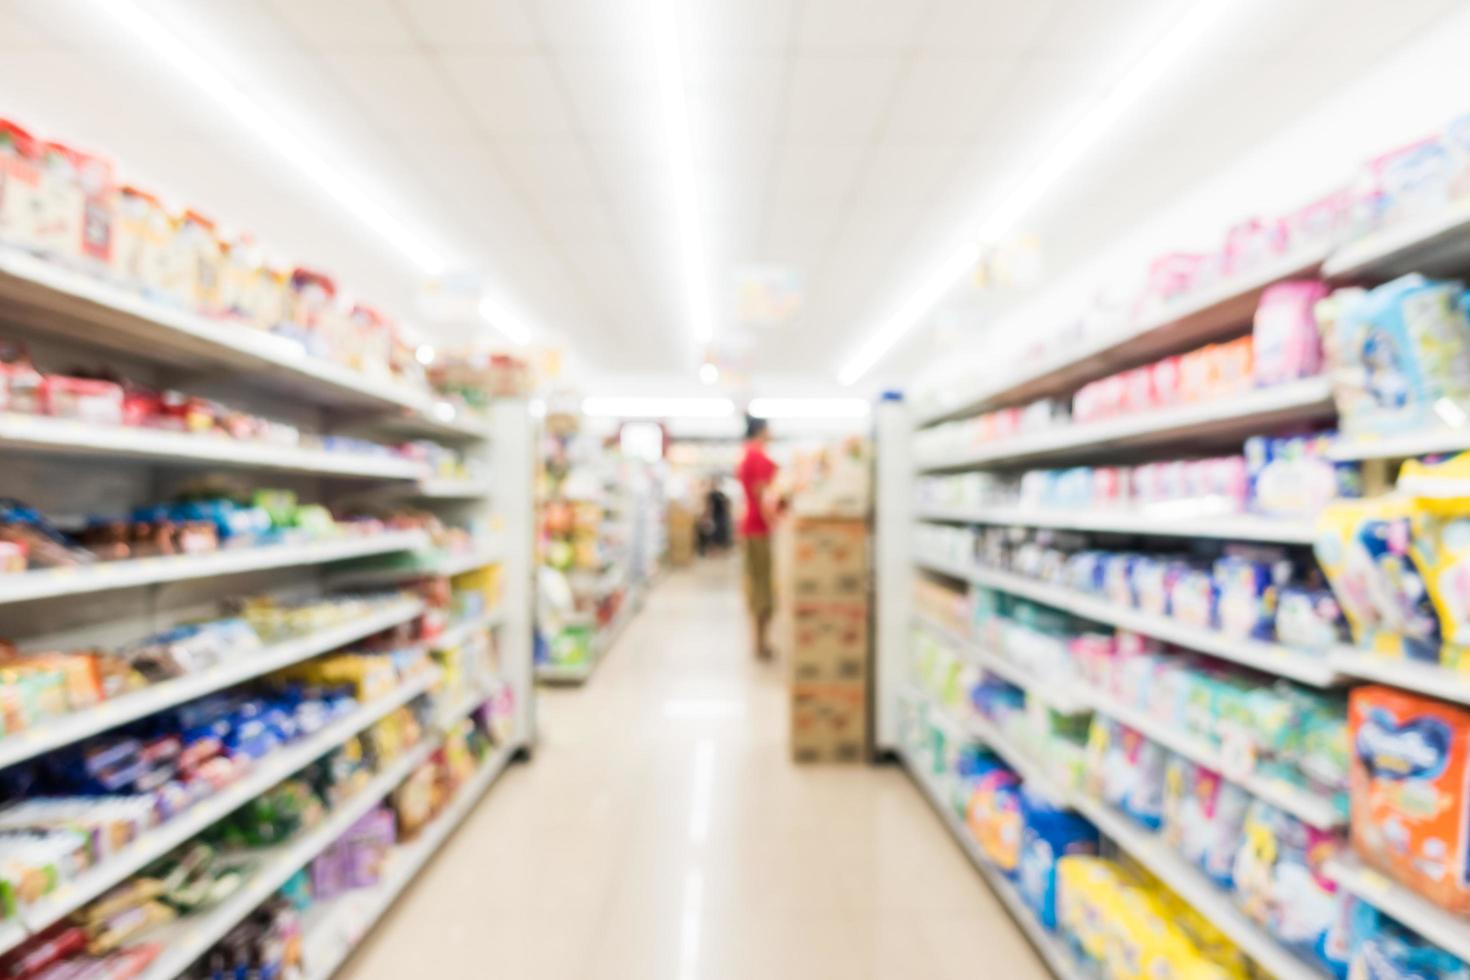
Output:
1328,427,1470,462
0,531,430,606
0,248,479,440
899,747,1085,980
430,608,504,652
914,507,1317,546
911,613,1089,714
299,744,518,980
1322,196,1470,280
914,246,1330,427
1327,857,1470,964
0,414,428,480
6,668,442,950
0,598,425,772
915,377,1333,471
1082,691,1345,830
1330,649,1470,707
1070,795,1327,980
915,557,1342,688
134,735,445,980
414,478,493,500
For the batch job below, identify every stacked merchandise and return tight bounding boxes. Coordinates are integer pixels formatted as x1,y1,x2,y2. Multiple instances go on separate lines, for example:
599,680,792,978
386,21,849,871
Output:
900,108,1470,978
782,440,873,763
0,111,531,980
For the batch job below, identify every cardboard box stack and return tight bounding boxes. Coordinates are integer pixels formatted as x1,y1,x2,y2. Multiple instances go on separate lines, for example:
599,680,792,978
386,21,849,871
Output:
667,502,696,567
783,516,870,762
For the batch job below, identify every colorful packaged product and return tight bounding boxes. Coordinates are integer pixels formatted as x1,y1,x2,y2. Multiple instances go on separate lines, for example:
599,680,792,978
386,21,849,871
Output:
1350,686,1470,914
966,765,1021,875
1254,280,1328,386
1087,719,1166,829
1163,757,1250,887
1348,899,1470,979
1016,788,1098,930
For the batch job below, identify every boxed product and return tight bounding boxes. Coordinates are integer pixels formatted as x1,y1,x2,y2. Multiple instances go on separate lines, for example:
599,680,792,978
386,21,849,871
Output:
1349,685,1470,914
784,517,868,598
789,682,866,763
784,599,867,684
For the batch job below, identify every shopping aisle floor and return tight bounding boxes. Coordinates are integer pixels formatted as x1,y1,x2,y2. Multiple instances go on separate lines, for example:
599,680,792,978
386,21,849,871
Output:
339,558,1049,980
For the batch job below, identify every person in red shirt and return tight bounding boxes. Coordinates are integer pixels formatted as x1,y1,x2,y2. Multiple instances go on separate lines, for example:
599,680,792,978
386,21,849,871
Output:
735,415,778,659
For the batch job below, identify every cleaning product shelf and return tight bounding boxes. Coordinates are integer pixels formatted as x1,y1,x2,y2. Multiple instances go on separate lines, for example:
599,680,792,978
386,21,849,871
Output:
134,735,444,980
916,377,1335,471
915,556,1342,687
915,247,1329,427
0,597,425,773
0,413,430,480
900,747,1085,980
1322,196,1470,281
911,613,1089,714
298,744,517,980
3,668,441,953
1069,795,1327,980
0,531,430,606
915,506,1317,545
1327,858,1470,965
1082,690,1345,830
0,249,482,441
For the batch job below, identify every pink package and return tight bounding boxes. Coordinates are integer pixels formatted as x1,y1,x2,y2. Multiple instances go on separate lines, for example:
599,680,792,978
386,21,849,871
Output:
1120,367,1155,414
1220,218,1289,279
1094,467,1127,508
1151,356,1182,405
1252,280,1328,386
1144,252,1210,306
1069,633,1118,690
1284,188,1353,247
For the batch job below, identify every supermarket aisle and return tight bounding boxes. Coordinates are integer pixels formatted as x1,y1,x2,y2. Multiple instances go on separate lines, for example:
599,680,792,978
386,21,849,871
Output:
338,558,1047,980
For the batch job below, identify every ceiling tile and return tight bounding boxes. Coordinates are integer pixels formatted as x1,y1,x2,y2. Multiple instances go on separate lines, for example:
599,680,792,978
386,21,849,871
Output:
783,55,903,143
439,52,576,137
917,0,1058,54
682,0,795,54
264,0,410,50
395,0,538,50
882,56,1016,143
852,144,961,209
797,0,927,53
498,139,602,203
770,143,866,203
534,0,650,50
322,52,474,137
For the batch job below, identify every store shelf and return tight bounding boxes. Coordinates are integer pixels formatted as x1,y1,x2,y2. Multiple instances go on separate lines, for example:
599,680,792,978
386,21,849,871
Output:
536,661,594,684
0,597,424,773
5,668,440,952
0,531,429,606
916,557,1343,688
900,747,1085,980
414,477,493,500
1070,795,1327,980
1330,649,1470,706
911,613,1089,714
431,608,504,652
1328,426,1470,462
1082,690,1345,830
916,247,1329,426
0,413,430,480
330,543,502,588
299,744,517,980
966,714,1074,809
1323,196,1470,281
0,249,480,441
1328,858,1470,965
134,735,444,980
917,378,1334,472
916,506,1317,546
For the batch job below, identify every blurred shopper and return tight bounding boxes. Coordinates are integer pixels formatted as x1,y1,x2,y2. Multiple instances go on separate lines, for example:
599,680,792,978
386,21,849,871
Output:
707,481,731,552
736,417,778,658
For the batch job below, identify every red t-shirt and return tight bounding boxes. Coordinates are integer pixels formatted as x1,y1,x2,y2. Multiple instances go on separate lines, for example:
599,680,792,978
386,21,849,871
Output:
736,441,777,537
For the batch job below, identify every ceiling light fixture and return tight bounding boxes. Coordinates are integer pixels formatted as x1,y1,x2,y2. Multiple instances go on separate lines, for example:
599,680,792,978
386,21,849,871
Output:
82,0,449,274
582,396,736,419
747,397,871,420
698,362,720,385
652,0,715,355
837,0,1239,385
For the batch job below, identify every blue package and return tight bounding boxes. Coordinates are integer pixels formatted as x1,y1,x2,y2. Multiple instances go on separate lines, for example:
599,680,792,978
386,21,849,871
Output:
1276,586,1346,653
1349,899,1470,978
1017,787,1098,930
1102,554,1138,609
1170,567,1218,629
1214,555,1287,641
1090,719,1167,830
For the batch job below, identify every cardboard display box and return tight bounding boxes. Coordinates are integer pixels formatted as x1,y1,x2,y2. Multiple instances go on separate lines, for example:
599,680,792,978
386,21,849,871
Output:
667,503,695,567
785,517,868,599
790,681,868,763
785,599,868,684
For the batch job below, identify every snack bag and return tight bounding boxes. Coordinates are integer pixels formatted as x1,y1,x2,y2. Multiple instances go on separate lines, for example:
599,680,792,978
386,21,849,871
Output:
1315,497,1441,662
1232,800,1352,975
1350,686,1470,914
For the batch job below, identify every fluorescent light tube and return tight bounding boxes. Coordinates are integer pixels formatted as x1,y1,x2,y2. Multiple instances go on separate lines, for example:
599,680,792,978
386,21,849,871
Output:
582,396,736,419
82,0,448,274
652,0,715,351
477,294,532,346
837,0,1238,385
748,397,871,420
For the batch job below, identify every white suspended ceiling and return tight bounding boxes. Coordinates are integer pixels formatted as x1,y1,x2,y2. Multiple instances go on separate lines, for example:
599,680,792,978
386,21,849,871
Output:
0,0,1463,390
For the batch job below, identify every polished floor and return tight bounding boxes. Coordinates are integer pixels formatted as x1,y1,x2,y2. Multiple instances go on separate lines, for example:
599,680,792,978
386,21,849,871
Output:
339,557,1048,979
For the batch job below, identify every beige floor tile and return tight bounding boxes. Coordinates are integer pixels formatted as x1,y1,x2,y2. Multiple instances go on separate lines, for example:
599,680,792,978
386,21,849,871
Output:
336,559,1050,980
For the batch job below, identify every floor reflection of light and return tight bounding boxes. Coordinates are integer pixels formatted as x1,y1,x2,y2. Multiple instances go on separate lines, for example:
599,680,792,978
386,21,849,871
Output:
678,867,704,980
689,738,716,844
